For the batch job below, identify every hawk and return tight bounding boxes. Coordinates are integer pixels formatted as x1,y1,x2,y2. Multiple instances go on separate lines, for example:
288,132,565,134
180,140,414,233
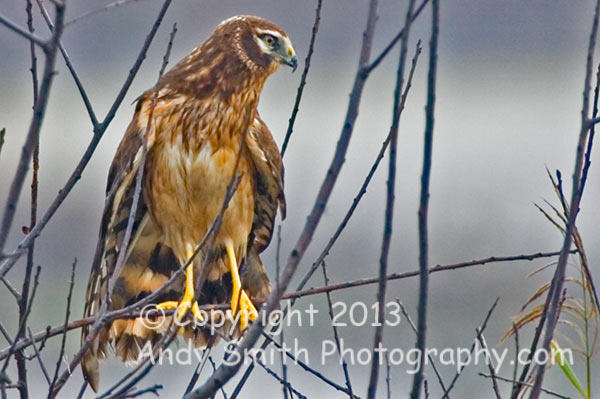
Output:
81,15,296,391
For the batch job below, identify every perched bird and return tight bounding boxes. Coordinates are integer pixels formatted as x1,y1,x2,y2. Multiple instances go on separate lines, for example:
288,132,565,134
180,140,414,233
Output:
81,15,295,392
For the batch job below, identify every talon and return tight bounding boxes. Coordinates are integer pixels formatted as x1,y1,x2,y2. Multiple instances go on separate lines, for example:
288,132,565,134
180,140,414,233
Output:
155,245,204,328
226,244,258,330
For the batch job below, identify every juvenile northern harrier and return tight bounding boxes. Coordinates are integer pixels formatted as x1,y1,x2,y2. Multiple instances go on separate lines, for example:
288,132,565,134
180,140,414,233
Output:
81,15,295,391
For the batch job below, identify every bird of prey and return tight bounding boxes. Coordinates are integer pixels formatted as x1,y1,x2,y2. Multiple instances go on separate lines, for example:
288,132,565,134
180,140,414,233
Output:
81,15,296,391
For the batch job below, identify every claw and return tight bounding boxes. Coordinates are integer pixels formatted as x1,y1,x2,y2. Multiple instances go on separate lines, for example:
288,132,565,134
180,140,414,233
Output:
226,244,258,330
156,245,203,329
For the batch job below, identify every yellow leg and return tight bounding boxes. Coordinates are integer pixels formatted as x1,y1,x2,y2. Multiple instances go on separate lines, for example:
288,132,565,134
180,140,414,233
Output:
226,244,258,330
156,244,204,324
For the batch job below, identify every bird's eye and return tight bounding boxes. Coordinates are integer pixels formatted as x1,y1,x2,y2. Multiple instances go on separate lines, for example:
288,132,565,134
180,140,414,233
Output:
260,34,277,47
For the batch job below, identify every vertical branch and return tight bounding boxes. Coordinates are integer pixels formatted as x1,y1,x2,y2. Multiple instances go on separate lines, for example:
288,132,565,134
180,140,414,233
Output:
0,129,5,159
529,0,600,396
509,323,520,398
275,227,289,399
280,0,322,157
13,1,40,397
0,0,65,253
410,0,439,397
367,1,416,398
580,64,600,194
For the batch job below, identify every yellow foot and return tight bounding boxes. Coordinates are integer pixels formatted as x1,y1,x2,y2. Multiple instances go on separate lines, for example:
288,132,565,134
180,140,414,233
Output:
226,244,258,330
156,245,203,328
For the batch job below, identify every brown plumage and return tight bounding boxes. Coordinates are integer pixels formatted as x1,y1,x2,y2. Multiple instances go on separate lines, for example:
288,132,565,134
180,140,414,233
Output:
81,15,295,392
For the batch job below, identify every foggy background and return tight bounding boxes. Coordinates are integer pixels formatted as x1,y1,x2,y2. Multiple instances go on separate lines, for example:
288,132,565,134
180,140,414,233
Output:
1,0,599,397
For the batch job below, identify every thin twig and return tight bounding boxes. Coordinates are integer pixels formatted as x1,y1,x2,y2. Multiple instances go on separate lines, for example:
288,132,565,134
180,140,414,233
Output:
160,23,177,77
276,226,289,399
0,129,5,159
15,2,41,394
580,64,600,194
410,0,439,396
280,0,322,157
385,354,391,399
111,384,162,399
363,0,429,74
397,300,446,392
0,13,47,48
255,357,307,399
475,329,501,399
207,356,227,399
26,328,50,385
0,1,65,254
321,261,354,398
530,0,600,396
65,0,151,27
261,334,359,398
47,259,76,398
35,0,99,126
98,326,177,399
479,373,570,399
441,298,499,399
509,323,520,398
367,1,415,397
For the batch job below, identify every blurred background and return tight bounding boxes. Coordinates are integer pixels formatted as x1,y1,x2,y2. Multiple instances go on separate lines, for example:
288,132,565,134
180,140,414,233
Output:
1,0,599,397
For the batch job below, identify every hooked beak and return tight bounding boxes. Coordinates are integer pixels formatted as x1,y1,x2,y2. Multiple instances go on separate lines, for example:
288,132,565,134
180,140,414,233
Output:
280,45,298,72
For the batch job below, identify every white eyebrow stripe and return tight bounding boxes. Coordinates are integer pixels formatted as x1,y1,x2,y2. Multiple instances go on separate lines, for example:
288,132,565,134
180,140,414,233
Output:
255,28,285,38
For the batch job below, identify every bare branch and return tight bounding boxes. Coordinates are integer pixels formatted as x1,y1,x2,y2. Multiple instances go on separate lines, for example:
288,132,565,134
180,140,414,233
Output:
35,0,99,126
280,0,322,157
0,1,65,254
0,13,47,48
529,0,600,396
261,334,358,398
410,0,439,396
479,373,570,399
397,300,446,392
255,356,307,399
441,298,499,399
367,1,416,396
509,323,519,398
16,2,41,393
65,0,151,28
363,0,429,75
321,261,355,398
0,129,5,159
47,259,76,398
26,328,50,385
475,329,501,399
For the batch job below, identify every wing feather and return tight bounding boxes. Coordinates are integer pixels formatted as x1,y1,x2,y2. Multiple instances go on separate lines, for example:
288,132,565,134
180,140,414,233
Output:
246,116,286,253
81,95,154,391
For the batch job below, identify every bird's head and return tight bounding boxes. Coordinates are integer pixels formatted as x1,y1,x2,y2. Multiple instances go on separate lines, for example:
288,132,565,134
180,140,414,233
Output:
218,15,298,73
